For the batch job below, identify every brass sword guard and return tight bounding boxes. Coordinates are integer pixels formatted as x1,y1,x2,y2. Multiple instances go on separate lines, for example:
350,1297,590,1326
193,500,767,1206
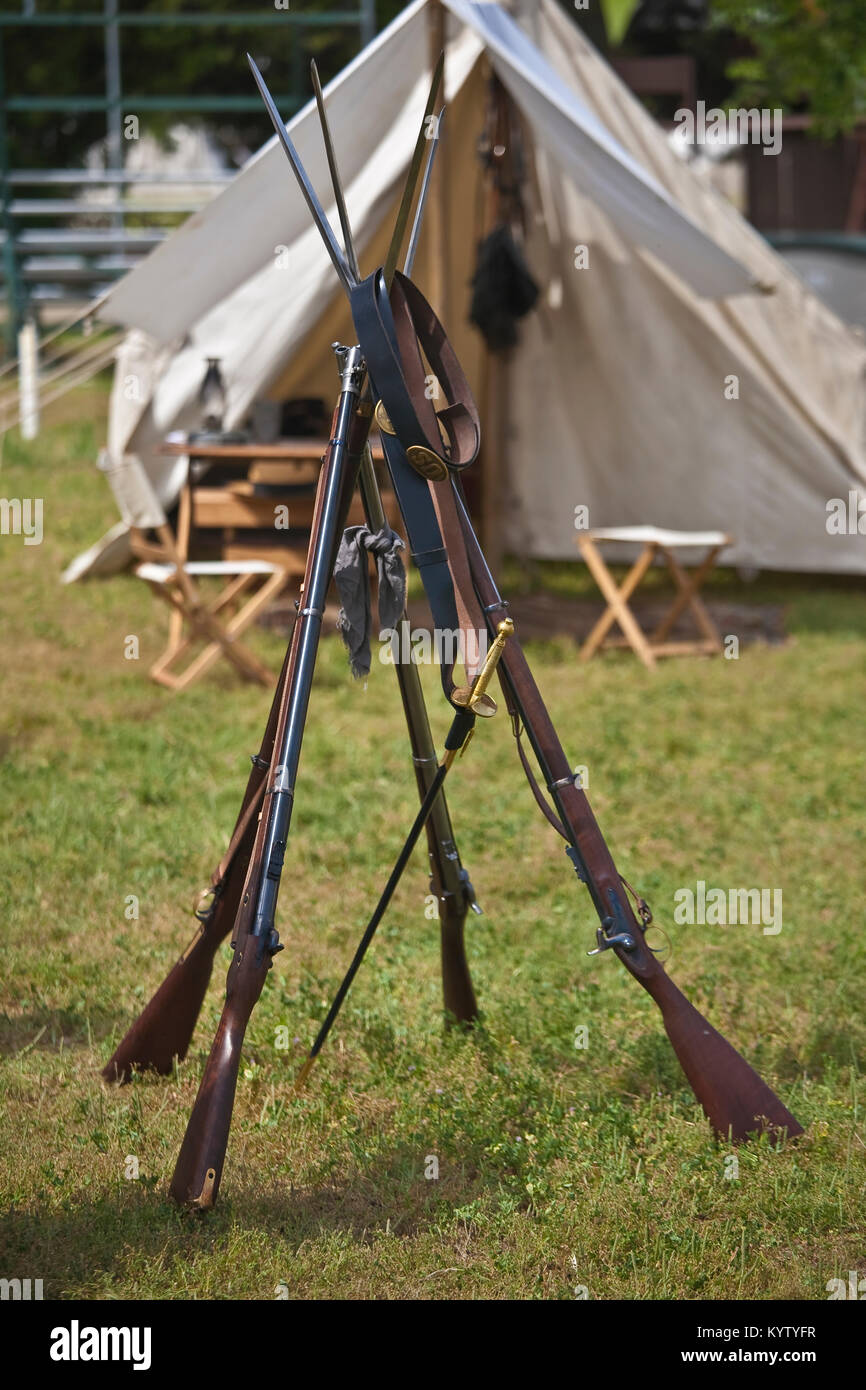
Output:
451,618,514,717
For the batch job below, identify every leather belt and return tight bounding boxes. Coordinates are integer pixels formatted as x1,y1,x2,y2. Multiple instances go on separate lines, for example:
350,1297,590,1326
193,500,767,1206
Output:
350,270,480,481
348,267,635,929
351,268,486,704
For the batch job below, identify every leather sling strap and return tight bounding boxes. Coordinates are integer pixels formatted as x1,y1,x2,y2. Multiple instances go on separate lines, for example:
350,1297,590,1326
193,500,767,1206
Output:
349,267,572,835
351,270,483,700
427,477,486,681
351,270,479,478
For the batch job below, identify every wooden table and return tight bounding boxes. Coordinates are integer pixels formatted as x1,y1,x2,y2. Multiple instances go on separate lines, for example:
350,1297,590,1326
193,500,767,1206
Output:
161,440,385,457
576,526,733,670
159,435,393,564
160,437,385,490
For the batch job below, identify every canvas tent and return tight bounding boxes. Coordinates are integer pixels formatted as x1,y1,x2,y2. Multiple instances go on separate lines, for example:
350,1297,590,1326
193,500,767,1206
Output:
67,0,866,582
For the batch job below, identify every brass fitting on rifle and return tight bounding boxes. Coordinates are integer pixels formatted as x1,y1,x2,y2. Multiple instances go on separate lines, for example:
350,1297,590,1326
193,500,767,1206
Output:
192,885,217,921
451,618,514,718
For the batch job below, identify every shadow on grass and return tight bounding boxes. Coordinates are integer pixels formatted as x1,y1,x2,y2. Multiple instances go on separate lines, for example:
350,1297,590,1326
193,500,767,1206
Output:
509,562,866,641
0,1007,126,1059
0,1140,500,1298
613,1030,688,1104
796,1028,863,1079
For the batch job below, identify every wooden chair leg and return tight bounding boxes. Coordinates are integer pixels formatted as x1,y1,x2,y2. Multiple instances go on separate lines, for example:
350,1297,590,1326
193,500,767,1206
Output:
177,570,289,688
579,539,658,670
208,572,259,616
163,501,189,657
654,546,724,651
146,585,196,685
145,578,279,689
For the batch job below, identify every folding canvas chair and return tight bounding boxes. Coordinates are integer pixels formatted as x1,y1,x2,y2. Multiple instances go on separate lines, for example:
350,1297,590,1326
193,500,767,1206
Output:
99,449,288,690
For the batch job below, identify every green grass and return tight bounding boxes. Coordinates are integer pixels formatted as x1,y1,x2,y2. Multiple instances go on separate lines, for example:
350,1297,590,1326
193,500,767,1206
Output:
0,383,864,1300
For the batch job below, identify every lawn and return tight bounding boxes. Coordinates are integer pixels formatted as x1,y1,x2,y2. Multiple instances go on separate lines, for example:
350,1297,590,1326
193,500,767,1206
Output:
0,382,864,1300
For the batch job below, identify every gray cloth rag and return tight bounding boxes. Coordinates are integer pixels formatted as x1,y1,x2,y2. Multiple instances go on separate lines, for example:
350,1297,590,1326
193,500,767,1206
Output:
334,524,406,678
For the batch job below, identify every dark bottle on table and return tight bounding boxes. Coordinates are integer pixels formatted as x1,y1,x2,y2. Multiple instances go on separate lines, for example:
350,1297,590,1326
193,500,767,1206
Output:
199,357,227,433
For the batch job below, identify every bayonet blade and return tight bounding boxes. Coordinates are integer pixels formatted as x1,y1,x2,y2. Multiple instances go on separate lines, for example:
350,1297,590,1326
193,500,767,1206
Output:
310,59,360,283
404,105,446,279
383,52,444,289
310,56,446,292
247,53,356,294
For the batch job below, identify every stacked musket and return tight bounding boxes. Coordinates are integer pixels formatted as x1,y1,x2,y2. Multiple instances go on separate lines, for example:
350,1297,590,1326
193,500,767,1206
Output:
102,54,802,1212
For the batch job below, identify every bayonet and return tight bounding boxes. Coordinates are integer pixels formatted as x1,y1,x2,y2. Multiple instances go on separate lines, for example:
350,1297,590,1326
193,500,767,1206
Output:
404,105,445,279
247,53,356,294
310,56,445,286
251,51,443,299
310,59,360,282
383,52,444,288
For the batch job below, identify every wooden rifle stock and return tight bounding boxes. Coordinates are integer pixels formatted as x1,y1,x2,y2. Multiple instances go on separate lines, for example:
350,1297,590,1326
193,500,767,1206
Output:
436,866,478,1025
101,848,244,1085
168,909,274,1208
459,509,802,1143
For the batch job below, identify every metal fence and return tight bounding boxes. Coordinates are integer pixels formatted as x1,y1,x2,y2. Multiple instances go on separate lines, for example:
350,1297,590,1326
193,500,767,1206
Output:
0,2,376,346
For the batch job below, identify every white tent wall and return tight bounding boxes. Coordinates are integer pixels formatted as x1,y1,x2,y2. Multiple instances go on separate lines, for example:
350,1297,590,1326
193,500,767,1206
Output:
65,2,484,580
71,0,866,583
504,0,866,571
266,56,491,425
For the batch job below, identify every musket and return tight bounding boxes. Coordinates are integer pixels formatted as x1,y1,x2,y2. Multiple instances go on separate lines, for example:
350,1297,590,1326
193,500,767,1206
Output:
281,56,803,1142
309,60,478,1024
102,641,293,1082
450,488,803,1141
167,60,445,1208
169,342,370,1208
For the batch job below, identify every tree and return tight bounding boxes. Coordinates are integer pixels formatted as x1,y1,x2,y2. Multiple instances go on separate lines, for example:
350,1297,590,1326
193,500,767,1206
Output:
1,0,406,171
710,0,866,138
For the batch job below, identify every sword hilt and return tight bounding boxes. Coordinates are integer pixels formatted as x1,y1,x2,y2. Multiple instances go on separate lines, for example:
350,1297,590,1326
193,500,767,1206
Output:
451,618,514,717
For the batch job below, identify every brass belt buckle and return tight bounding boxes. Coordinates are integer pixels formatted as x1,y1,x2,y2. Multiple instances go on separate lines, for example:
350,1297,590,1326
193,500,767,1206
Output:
406,443,448,482
375,399,450,481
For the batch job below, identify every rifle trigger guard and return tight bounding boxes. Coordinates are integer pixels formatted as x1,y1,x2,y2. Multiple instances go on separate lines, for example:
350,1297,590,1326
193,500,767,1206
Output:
644,924,672,960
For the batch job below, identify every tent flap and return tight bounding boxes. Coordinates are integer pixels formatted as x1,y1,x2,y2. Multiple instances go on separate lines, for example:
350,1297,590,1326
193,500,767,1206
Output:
77,0,866,580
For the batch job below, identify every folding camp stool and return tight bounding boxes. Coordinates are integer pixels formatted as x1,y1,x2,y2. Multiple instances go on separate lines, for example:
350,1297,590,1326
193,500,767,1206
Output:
98,449,288,691
576,526,733,670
